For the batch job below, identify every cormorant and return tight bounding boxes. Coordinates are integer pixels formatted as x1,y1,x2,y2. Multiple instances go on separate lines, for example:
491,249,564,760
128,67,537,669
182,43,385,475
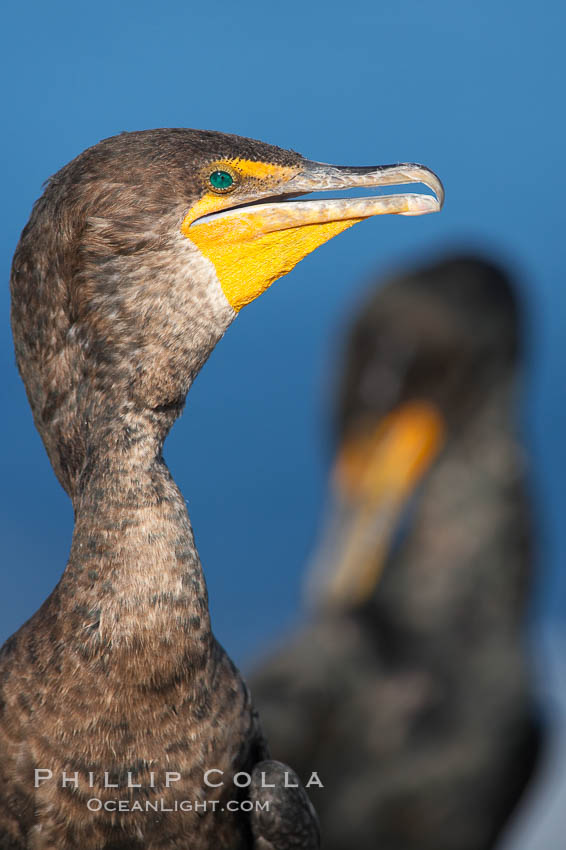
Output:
250,255,540,850
1,129,442,850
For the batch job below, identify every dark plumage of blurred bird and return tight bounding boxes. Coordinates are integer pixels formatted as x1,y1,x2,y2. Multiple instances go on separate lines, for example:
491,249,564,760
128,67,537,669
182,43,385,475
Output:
250,255,541,850
1,127,442,850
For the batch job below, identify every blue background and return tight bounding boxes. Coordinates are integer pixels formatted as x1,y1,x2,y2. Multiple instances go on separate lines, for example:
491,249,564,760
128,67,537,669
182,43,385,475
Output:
1,3,565,843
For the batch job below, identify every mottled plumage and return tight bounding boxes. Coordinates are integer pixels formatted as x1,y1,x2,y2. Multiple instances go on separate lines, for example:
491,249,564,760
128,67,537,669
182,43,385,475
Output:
2,129,319,850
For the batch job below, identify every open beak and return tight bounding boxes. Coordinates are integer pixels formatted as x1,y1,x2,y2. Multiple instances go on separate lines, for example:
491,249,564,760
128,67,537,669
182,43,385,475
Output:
279,160,444,217
191,160,444,229
186,160,444,312
306,402,446,610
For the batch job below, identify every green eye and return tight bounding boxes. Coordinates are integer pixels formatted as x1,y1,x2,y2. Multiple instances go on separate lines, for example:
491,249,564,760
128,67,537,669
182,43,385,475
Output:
209,169,235,192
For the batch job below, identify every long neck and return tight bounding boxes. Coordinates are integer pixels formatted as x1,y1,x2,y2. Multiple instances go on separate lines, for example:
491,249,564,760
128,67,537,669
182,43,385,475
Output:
53,405,212,683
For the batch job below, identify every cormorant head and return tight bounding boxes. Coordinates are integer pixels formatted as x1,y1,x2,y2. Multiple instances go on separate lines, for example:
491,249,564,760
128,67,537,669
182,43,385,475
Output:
308,255,522,609
10,128,442,495
337,255,520,439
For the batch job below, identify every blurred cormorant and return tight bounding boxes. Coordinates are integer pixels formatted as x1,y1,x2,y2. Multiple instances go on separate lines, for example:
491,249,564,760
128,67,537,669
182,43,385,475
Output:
251,255,540,850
